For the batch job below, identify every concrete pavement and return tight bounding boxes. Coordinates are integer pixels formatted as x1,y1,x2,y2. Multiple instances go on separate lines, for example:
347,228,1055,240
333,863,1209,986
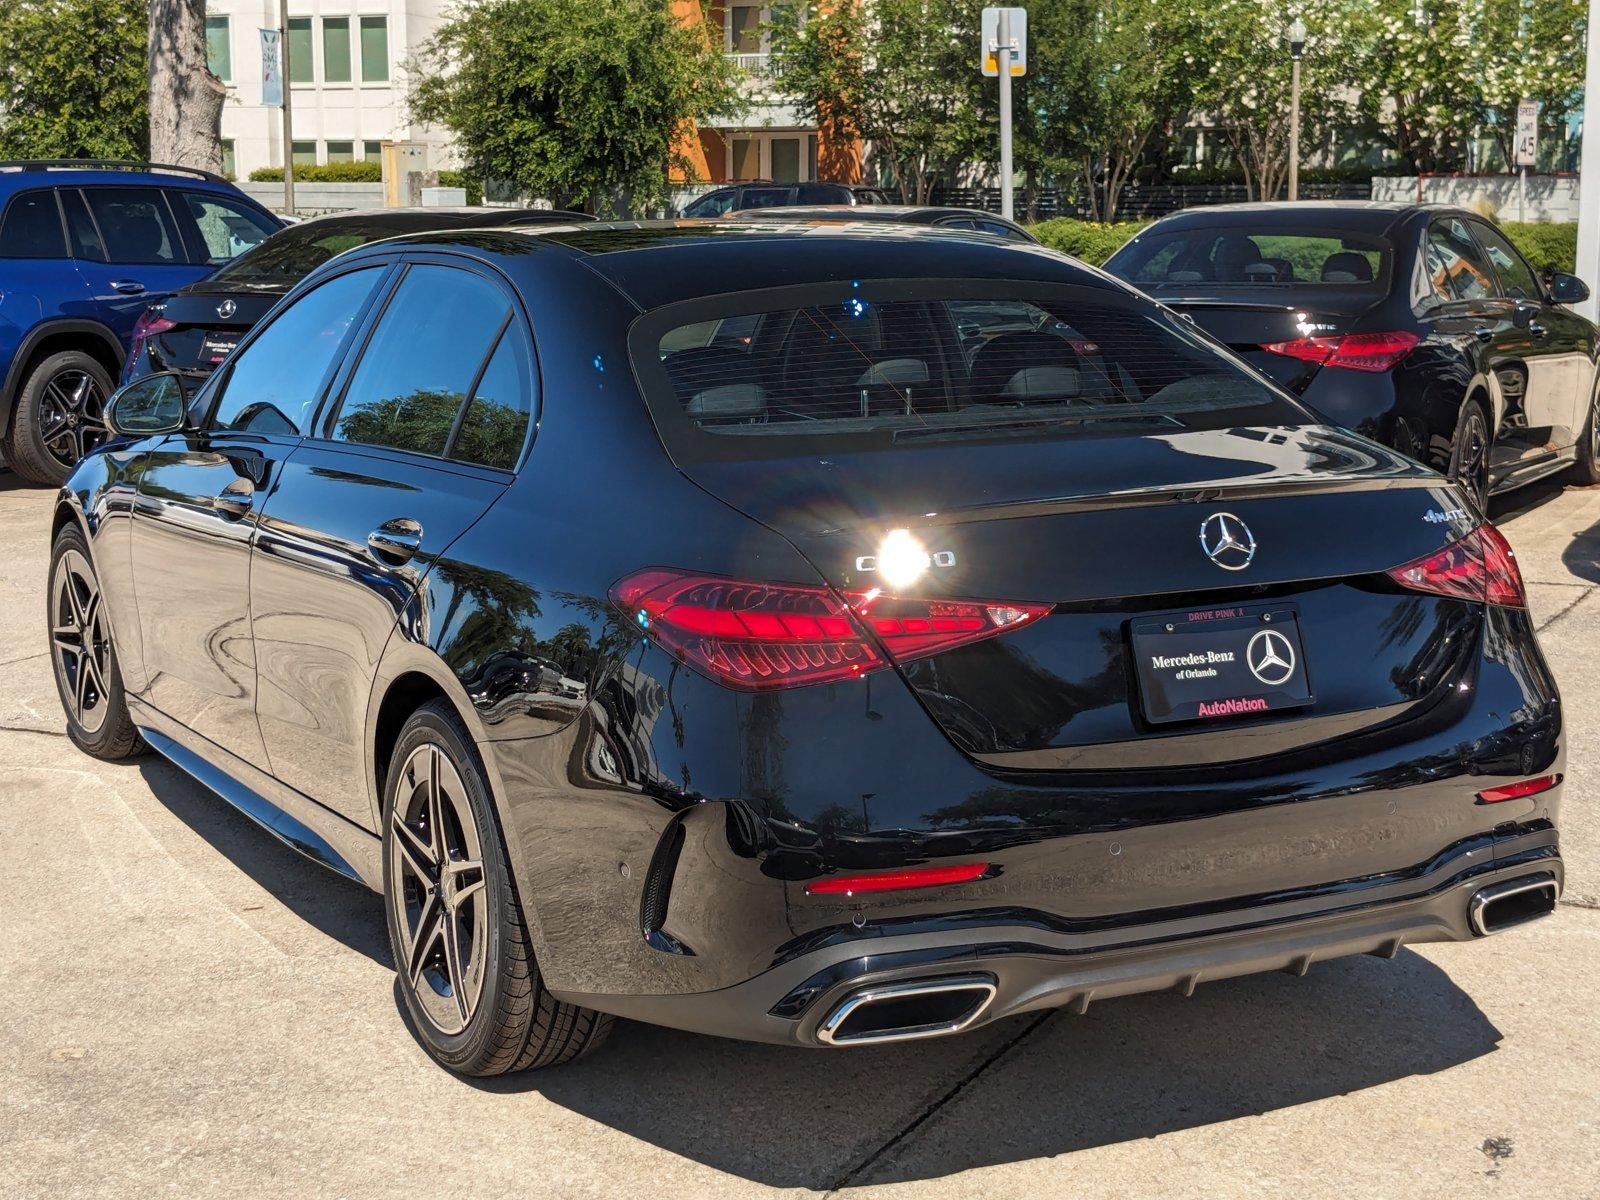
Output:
2,468,1597,1199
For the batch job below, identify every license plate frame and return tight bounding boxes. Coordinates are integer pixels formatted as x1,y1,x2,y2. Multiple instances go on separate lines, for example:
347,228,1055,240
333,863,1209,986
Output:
1130,603,1314,725
201,332,240,364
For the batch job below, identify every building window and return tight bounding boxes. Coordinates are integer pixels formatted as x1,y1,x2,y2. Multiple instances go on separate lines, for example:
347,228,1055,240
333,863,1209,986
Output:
731,136,760,181
728,4,762,52
323,17,351,83
292,140,317,166
363,140,384,162
326,141,354,163
288,17,313,83
360,16,389,82
206,16,231,82
220,139,236,178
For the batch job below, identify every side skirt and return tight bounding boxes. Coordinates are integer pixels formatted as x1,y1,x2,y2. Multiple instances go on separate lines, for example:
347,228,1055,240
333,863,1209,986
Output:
130,698,383,890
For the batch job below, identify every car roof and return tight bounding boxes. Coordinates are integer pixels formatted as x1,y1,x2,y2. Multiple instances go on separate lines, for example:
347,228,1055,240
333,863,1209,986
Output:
1130,200,1460,237
0,160,243,196
345,218,1110,310
285,206,592,232
730,204,1015,224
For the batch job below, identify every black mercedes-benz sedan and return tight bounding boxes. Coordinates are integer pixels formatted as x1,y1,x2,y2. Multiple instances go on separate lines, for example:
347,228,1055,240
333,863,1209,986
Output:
1103,202,1600,509
120,206,590,386
53,219,1564,1074
728,203,1036,241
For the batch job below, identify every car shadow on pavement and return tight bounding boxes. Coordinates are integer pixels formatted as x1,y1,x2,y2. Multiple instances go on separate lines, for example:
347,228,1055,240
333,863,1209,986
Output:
467,949,1501,1189
136,755,391,967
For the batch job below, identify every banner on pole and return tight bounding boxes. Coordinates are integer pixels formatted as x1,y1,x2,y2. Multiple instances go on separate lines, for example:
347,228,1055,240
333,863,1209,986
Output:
261,29,283,107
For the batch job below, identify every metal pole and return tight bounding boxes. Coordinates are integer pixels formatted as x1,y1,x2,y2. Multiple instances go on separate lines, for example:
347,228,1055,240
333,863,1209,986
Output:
1576,0,1600,321
1519,164,1526,224
998,9,1013,220
1288,56,1301,201
279,0,296,216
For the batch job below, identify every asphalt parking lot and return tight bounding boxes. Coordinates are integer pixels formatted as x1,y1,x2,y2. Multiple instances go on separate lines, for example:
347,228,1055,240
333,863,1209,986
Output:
2,465,1597,1199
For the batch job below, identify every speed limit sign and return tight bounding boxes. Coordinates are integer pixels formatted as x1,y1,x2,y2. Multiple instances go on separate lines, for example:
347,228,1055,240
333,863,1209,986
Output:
1515,99,1539,168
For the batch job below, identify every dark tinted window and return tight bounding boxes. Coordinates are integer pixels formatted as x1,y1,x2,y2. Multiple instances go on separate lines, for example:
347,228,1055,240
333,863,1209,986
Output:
60,190,105,260
1470,220,1543,301
0,190,65,258
212,216,428,282
738,188,796,210
83,188,183,264
211,266,383,434
452,328,533,470
797,184,849,203
641,285,1301,462
1108,227,1388,288
977,219,1028,241
1426,218,1496,302
936,217,978,231
179,191,279,263
683,189,737,218
330,264,510,457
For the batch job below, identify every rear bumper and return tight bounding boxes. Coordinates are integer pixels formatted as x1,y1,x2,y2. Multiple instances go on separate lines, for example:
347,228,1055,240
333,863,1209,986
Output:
551,829,1561,1047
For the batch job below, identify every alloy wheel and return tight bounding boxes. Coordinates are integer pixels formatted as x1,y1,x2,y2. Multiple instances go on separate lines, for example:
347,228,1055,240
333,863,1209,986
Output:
1454,409,1489,511
37,368,109,470
389,742,489,1036
50,548,111,735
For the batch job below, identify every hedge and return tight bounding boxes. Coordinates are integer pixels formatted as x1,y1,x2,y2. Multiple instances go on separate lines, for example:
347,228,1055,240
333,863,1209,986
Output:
246,162,485,204
1028,217,1579,276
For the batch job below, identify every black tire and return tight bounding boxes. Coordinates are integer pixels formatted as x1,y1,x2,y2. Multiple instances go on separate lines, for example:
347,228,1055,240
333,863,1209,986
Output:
47,523,146,760
1572,373,1600,486
1445,399,1491,513
382,699,613,1075
5,350,115,487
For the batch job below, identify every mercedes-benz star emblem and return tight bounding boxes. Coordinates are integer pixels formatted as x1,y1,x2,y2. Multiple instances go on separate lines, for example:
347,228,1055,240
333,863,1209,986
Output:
1199,512,1256,571
1246,628,1296,687
216,299,237,319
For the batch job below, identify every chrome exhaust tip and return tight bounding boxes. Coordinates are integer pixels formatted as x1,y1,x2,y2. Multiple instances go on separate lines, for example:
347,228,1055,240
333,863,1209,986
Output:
1469,875,1559,937
816,975,997,1046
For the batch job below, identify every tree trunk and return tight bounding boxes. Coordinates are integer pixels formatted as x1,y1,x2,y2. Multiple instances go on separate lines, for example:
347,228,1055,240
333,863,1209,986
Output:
148,0,225,171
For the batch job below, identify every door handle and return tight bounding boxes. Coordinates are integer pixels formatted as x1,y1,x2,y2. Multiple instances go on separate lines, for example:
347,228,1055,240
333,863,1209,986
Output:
368,518,423,564
213,479,254,519
110,279,146,295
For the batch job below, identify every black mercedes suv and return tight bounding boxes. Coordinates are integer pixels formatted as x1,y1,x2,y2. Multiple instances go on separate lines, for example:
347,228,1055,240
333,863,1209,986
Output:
52,219,1564,1074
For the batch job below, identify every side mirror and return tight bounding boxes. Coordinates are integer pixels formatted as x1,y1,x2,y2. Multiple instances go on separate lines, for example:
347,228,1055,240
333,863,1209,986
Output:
106,372,187,438
1549,271,1590,305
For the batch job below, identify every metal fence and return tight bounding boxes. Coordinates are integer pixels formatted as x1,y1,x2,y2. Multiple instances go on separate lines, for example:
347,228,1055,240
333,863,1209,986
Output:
927,181,1372,221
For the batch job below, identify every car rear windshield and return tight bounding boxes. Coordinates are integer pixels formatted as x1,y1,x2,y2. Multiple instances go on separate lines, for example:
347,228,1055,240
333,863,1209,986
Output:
210,219,409,282
1108,227,1390,290
629,281,1307,462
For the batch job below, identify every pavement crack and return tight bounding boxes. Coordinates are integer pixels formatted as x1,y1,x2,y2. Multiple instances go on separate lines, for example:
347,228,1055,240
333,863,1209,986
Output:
1536,585,1596,633
0,723,66,738
822,1011,1053,1195
0,650,46,668
1559,896,1599,911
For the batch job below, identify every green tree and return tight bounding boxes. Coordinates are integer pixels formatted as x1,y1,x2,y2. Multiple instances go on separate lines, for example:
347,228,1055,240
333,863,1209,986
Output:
768,0,988,204
408,0,742,212
1356,0,1478,172
1469,0,1587,168
0,0,149,160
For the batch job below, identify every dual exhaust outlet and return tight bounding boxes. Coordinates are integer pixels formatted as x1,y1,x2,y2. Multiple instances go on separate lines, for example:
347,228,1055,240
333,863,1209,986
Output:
812,874,1559,1047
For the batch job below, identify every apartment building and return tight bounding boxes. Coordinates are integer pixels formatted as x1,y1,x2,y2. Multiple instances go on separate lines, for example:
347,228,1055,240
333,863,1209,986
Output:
204,1,457,179
673,0,863,187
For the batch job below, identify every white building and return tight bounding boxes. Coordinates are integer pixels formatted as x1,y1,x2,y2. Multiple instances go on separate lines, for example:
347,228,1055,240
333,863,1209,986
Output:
204,1,457,180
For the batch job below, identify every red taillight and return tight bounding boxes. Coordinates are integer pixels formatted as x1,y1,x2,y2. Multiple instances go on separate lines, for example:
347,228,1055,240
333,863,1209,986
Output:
804,862,991,896
1262,330,1419,373
1476,774,1561,804
128,306,176,367
1386,524,1525,608
609,568,1050,691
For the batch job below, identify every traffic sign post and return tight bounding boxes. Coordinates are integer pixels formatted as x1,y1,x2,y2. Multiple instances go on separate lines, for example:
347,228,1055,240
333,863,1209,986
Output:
982,7,1026,221
1515,98,1539,224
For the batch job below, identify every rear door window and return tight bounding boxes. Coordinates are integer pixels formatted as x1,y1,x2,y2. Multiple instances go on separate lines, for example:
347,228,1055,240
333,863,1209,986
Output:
60,190,106,260
82,187,184,264
0,189,66,258
450,327,534,470
175,191,280,264
1426,219,1497,302
328,263,511,458
633,284,1304,463
738,188,797,210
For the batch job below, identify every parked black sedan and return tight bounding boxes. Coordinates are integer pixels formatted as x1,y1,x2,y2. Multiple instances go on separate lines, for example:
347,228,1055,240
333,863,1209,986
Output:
1103,202,1600,508
121,206,590,385
729,203,1035,241
678,180,887,217
58,220,1562,1074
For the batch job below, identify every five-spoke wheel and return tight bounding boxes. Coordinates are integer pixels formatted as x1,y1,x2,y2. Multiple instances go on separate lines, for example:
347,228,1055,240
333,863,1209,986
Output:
46,524,144,759
5,351,115,487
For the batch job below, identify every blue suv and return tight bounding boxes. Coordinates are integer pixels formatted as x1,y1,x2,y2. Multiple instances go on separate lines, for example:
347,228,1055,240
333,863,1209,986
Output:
0,160,282,485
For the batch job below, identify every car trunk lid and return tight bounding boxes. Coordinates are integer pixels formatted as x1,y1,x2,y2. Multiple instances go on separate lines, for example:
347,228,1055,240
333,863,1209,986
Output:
1158,290,1381,393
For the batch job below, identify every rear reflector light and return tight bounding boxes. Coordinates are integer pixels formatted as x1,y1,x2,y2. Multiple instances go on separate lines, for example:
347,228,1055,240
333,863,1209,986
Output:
1262,330,1420,373
610,568,1050,691
1386,524,1525,608
804,862,991,895
1476,774,1561,804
